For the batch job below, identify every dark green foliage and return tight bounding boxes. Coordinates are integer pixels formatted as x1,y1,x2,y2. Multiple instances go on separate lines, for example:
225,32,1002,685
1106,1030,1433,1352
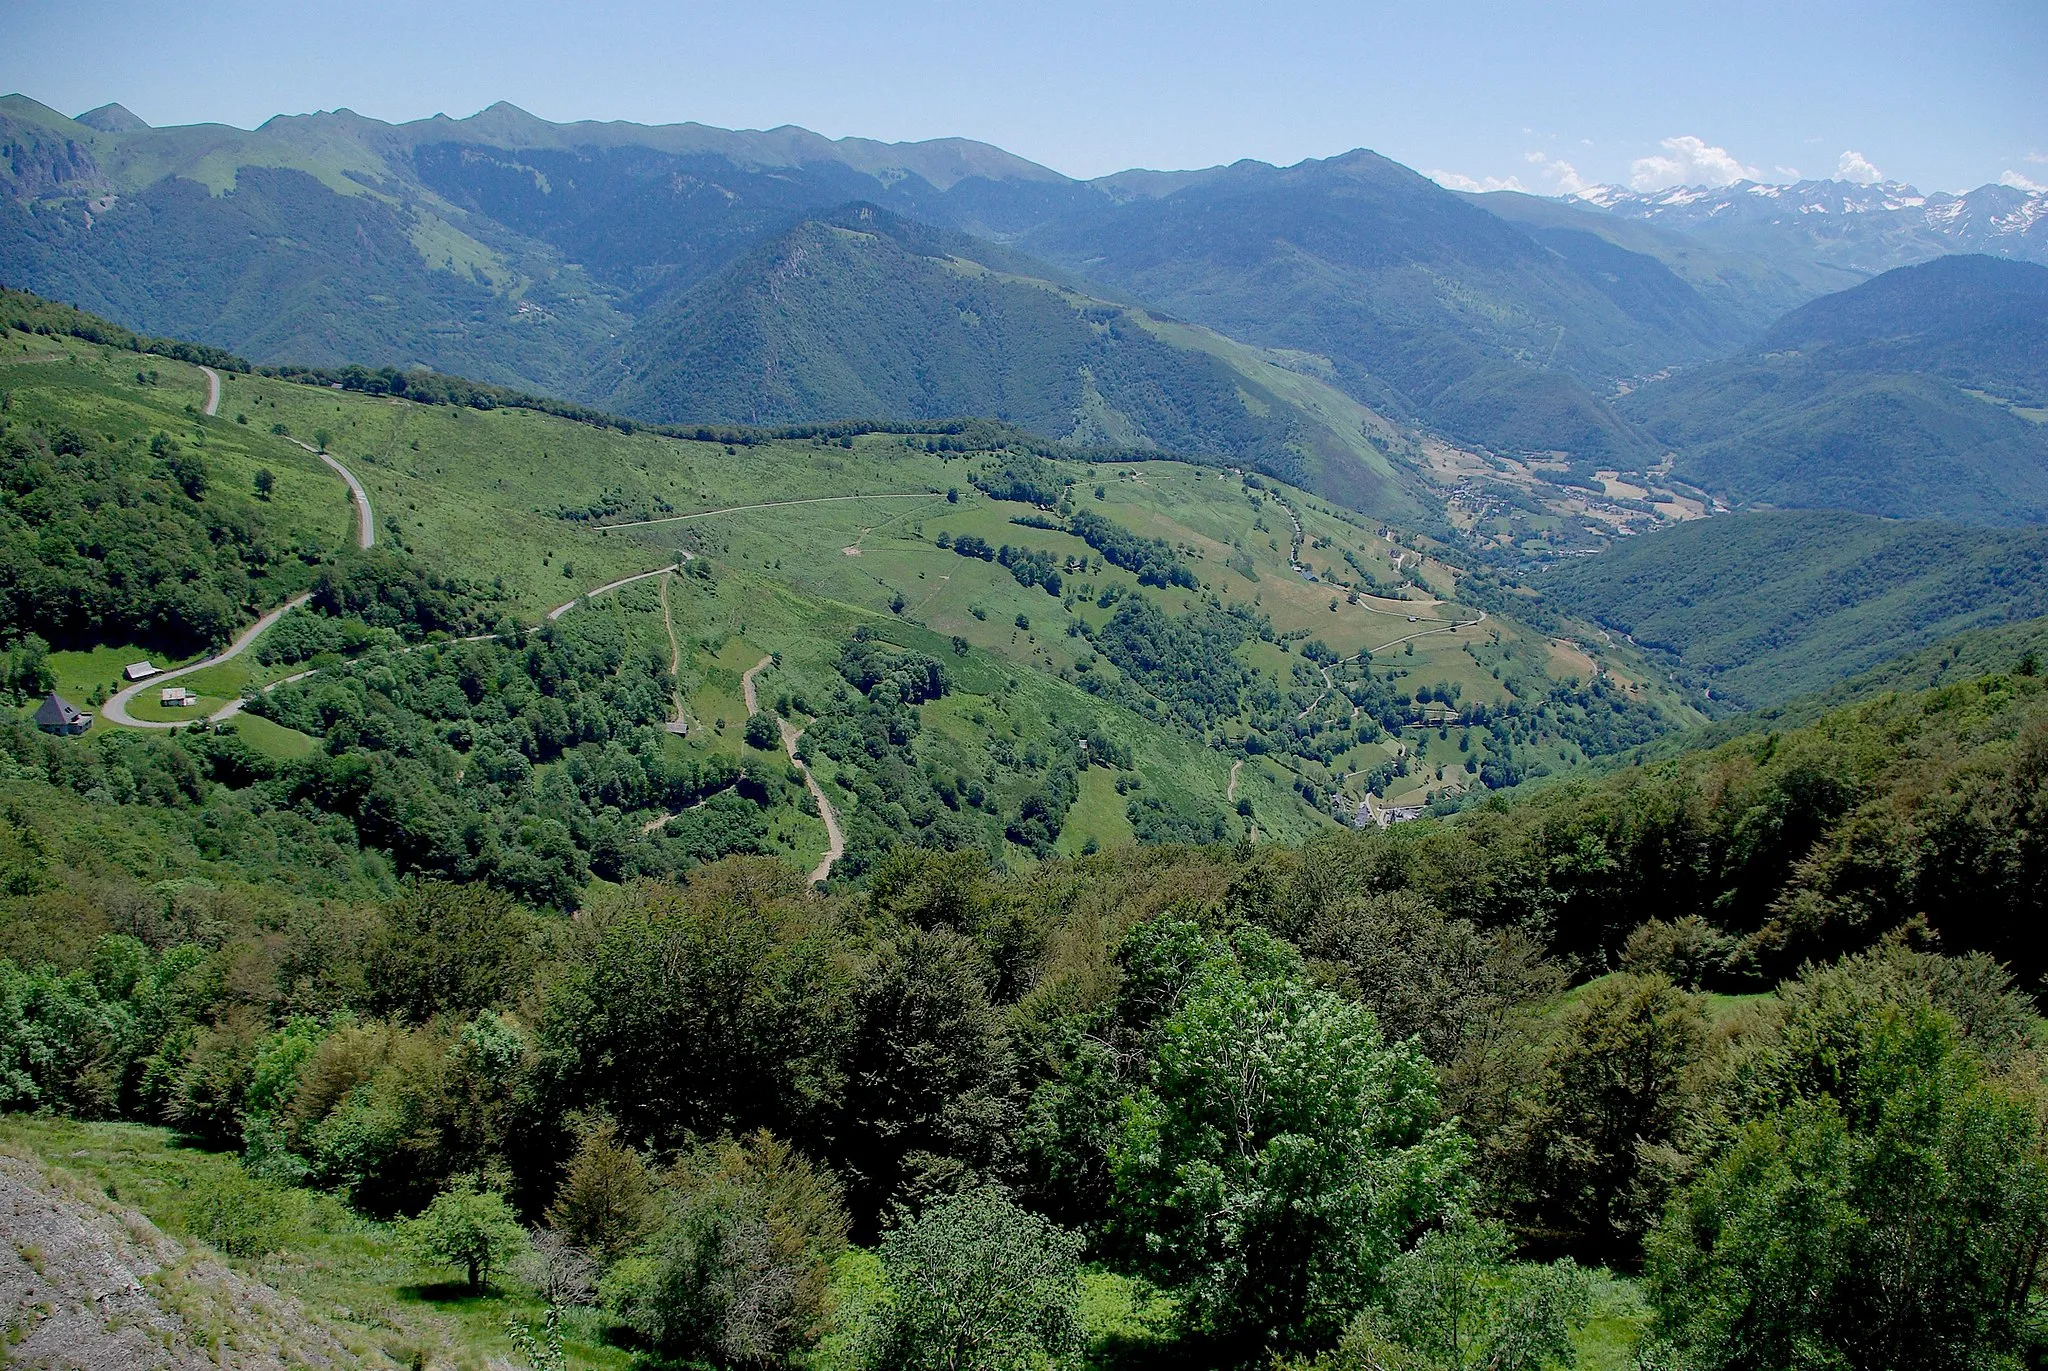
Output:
972,450,1067,508
744,711,780,749
603,1131,848,1366
364,881,543,1024
600,207,1313,488
1497,974,1710,1264
832,925,1011,1228
996,543,1063,596
1023,150,1735,463
1087,596,1277,732
1067,509,1195,589
245,613,753,905
308,550,495,639
0,415,311,653
0,284,249,372
1544,510,2048,707
537,865,847,1153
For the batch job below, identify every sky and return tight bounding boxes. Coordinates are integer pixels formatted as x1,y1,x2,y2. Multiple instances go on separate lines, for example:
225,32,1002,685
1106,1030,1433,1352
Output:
7,0,2045,194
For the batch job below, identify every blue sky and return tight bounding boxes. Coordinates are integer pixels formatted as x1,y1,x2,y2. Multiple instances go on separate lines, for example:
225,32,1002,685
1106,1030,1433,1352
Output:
8,0,2044,193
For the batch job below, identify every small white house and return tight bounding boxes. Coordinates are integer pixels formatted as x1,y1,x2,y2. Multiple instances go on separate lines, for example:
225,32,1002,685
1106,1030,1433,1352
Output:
159,686,193,708
124,661,159,681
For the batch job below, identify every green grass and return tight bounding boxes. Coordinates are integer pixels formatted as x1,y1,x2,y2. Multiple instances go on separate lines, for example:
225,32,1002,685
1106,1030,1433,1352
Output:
227,713,322,761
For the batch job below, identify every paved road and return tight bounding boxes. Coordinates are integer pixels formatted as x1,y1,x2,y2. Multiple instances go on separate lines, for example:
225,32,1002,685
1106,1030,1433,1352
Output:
743,654,845,887
99,449,374,729
281,438,375,549
99,594,314,728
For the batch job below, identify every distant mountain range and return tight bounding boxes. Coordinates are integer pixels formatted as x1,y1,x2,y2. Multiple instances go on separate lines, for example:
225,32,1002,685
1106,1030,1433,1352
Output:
5,93,2048,530
1567,176,2048,286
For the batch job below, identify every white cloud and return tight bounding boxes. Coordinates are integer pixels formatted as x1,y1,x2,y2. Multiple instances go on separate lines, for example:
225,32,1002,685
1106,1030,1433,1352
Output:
1775,165,1803,180
1522,150,1591,194
1629,135,1757,191
1836,150,1883,185
2000,170,2047,192
2026,151,2048,165
1426,169,1528,193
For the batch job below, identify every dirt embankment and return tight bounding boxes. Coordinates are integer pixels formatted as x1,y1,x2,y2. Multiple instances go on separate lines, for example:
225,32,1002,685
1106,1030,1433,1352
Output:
0,1151,353,1370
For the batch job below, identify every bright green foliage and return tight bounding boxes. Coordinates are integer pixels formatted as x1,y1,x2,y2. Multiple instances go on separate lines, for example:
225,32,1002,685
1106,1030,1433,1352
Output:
403,1174,528,1293
603,1130,848,1365
1109,924,1468,1354
1645,969,2048,1371
1313,1214,1590,1371
855,1187,1085,1371
0,935,209,1117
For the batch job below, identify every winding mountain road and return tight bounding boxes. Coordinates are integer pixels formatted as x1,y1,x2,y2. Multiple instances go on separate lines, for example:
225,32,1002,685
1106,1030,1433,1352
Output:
280,438,375,549
197,365,221,417
99,436,374,730
743,654,845,887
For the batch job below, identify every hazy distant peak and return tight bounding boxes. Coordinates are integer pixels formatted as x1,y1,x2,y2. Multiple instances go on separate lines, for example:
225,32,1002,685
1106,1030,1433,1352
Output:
75,102,146,132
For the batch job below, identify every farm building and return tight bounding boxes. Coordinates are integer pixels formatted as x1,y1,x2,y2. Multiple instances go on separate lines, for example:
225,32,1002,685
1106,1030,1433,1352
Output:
33,692,91,735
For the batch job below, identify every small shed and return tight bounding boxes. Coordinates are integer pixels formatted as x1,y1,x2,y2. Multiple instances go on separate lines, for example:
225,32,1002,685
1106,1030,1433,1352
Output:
124,661,160,681
159,686,192,708
33,692,91,735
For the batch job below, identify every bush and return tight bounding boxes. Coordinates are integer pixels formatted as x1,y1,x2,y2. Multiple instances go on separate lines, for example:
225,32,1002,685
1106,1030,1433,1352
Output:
604,1131,848,1365
744,711,781,750
853,1188,1084,1371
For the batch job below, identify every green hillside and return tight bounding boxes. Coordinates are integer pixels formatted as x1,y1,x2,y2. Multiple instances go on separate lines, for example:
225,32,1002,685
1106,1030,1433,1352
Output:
600,205,1433,523
2,292,1693,902
1621,255,2048,523
1541,508,2048,707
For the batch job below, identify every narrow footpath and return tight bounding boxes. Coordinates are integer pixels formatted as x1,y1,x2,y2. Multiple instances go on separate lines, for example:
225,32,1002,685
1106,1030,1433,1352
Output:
744,654,845,887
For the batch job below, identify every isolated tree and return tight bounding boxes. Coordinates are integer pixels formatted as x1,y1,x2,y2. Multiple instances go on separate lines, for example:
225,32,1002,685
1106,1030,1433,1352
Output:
407,1175,527,1292
744,711,780,750
253,467,275,499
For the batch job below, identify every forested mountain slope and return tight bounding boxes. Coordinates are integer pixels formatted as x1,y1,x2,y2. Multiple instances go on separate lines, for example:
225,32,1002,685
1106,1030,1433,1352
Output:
595,204,1431,521
0,95,1784,479
1542,506,2048,707
1621,255,2048,522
